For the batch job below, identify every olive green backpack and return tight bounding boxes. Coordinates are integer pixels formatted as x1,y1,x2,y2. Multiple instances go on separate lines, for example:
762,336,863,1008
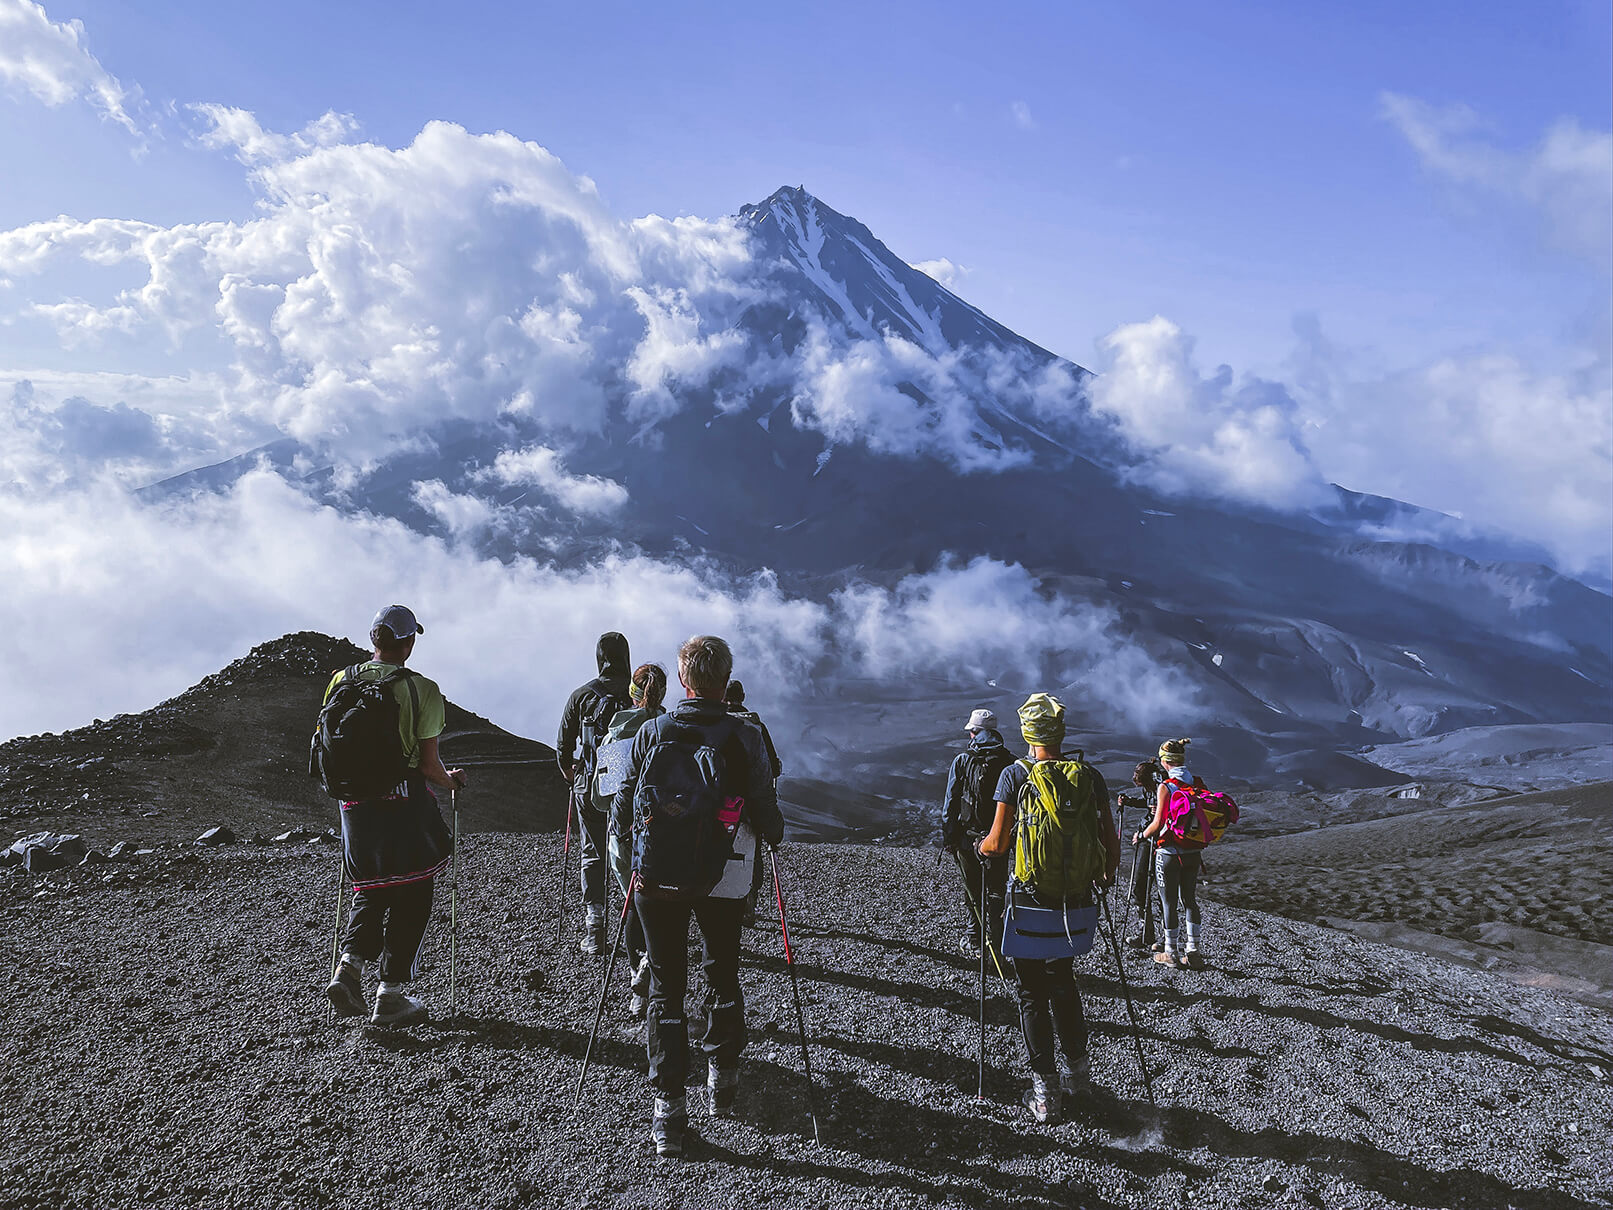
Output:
1012,757,1105,903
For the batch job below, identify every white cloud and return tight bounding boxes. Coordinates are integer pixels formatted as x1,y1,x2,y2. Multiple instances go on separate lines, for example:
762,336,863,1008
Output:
1011,100,1036,131
1381,92,1613,270
0,0,141,136
189,104,361,166
0,471,1194,752
473,445,629,516
1291,321,1613,579
1088,316,1329,509
910,258,967,290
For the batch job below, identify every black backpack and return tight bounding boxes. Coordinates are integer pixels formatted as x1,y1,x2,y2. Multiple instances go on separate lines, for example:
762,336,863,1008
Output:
631,714,744,900
953,746,1016,835
309,665,419,801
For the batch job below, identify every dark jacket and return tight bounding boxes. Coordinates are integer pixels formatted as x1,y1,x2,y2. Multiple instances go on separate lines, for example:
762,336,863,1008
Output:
727,705,782,780
941,728,1009,849
609,696,785,852
556,632,632,778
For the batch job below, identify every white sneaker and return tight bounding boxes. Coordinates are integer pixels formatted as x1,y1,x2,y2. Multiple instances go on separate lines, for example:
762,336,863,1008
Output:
370,987,428,1027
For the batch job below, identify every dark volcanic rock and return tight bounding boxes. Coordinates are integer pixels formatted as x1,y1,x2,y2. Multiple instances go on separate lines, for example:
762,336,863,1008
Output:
195,826,236,847
0,837,1605,1210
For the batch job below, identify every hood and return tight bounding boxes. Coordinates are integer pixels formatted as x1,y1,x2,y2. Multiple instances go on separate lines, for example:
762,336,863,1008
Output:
596,631,630,680
969,728,1006,752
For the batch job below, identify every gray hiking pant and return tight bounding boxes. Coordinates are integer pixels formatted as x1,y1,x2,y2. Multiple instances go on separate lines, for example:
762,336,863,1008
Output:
577,803,608,911
1155,848,1203,934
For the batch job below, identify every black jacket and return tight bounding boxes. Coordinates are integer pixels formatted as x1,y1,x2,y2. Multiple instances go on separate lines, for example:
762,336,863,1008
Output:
727,705,782,780
610,696,785,850
941,729,1010,848
556,632,632,777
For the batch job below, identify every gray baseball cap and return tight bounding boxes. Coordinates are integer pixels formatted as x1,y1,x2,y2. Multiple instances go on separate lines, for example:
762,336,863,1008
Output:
965,708,997,732
372,604,424,640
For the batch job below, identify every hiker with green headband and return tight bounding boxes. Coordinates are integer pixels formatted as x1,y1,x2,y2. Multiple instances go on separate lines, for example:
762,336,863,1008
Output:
977,693,1120,1123
594,663,668,1015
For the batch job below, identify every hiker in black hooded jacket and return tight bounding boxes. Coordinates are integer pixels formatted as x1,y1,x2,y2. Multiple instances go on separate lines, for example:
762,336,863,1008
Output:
940,708,1013,960
557,631,633,954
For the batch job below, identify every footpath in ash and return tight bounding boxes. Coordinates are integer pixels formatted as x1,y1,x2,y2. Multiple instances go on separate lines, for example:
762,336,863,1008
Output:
1,832,1609,1210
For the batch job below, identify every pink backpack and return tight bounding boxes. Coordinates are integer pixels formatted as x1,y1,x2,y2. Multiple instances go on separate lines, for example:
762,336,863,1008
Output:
1163,778,1239,850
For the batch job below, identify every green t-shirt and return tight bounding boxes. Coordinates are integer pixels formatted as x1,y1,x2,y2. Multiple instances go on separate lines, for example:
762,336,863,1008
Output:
322,661,446,769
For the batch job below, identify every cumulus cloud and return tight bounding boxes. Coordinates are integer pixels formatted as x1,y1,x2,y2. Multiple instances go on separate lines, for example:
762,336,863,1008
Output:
910,258,967,290
0,118,760,459
1290,317,1613,579
473,445,628,517
0,0,141,135
1382,92,1613,270
1088,316,1329,509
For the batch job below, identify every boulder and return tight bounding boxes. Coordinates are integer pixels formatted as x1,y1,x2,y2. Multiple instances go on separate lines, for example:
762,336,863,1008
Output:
195,826,237,847
80,850,112,866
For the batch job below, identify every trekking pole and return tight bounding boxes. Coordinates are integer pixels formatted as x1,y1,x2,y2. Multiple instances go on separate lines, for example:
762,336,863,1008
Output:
953,850,1008,985
770,846,821,1146
977,856,987,1101
1097,889,1157,1113
450,787,459,1016
329,852,345,1003
573,871,638,1110
554,795,574,945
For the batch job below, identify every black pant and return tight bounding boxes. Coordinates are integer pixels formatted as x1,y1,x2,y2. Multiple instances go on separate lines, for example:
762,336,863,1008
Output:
343,877,434,983
1128,836,1157,942
954,844,1007,947
637,894,747,1095
1013,955,1088,1078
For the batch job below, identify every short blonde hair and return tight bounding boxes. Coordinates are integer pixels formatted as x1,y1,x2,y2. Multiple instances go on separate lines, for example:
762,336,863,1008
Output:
678,635,733,696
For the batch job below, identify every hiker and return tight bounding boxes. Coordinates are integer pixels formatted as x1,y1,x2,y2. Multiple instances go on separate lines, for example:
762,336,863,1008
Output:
610,635,784,1158
1136,738,1208,969
321,606,468,1027
1121,759,1164,950
724,679,780,927
598,662,669,1017
940,708,1014,959
977,694,1119,1123
557,632,633,954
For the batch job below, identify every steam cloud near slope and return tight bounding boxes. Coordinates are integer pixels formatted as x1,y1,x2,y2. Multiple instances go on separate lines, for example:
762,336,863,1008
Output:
0,469,1198,754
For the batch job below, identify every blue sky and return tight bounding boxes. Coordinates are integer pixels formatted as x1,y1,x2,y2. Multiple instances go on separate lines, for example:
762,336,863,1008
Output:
3,0,1608,375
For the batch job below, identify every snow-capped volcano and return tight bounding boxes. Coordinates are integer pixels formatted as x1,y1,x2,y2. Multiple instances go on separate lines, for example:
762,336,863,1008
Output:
741,185,1061,360
141,184,1612,791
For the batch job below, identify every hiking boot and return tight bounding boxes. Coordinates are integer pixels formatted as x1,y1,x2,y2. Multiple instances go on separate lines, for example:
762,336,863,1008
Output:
707,1062,739,1117
1059,1058,1091,1097
325,957,365,1018
958,932,982,959
1022,1074,1060,1124
1124,932,1154,950
1154,951,1184,969
579,909,606,956
1182,947,1206,970
1149,940,1165,953
629,957,651,1019
370,987,428,1027
651,1096,686,1157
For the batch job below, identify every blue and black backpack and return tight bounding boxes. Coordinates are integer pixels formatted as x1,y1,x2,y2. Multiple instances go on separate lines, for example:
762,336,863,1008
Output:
632,714,745,900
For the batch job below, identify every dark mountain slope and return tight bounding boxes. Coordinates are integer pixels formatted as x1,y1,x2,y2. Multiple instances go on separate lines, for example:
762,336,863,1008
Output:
0,633,566,844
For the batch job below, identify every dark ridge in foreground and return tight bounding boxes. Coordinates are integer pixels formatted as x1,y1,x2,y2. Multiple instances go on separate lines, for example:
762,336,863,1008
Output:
0,839,1607,1209
0,632,567,843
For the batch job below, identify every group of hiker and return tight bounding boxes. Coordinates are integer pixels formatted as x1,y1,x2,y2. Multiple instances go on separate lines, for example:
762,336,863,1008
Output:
310,604,1237,1152
940,704,1238,1122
